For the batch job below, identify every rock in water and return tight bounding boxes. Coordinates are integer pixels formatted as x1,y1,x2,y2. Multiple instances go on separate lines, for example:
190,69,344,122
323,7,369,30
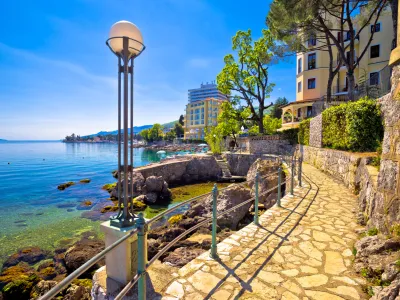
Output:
143,176,164,193
64,238,105,273
30,280,57,299
2,247,50,269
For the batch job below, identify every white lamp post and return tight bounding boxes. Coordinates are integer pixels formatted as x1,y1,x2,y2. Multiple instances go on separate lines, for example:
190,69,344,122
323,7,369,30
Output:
106,21,145,228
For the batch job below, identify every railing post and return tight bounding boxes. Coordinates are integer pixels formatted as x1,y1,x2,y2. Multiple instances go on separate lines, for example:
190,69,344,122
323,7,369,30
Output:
137,213,147,300
277,166,282,207
298,157,302,187
290,157,295,196
210,184,218,259
254,171,260,225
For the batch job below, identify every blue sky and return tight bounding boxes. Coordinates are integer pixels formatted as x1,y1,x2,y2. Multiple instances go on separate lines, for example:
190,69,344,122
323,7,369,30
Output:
0,0,295,140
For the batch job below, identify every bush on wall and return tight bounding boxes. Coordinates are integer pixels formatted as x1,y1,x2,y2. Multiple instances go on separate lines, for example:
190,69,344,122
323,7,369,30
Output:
298,119,311,146
278,128,299,145
322,98,383,152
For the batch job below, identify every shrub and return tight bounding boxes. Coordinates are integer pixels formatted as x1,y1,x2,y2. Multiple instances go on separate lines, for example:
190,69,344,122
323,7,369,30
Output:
322,98,383,152
390,223,400,237
298,119,311,145
168,214,183,225
367,227,378,236
278,128,299,145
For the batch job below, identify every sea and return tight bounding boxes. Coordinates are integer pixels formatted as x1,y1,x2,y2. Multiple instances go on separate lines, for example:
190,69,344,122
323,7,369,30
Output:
0,141,172,265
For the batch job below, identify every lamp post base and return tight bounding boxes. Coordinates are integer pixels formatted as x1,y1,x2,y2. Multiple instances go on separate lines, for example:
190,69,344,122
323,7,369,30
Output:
110,215,136,228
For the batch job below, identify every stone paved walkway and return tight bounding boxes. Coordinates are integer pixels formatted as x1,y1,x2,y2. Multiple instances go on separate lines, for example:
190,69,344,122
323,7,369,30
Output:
161,163,367,300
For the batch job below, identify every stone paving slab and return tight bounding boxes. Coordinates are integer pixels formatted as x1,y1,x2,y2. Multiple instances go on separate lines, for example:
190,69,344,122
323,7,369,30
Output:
161,163,367,300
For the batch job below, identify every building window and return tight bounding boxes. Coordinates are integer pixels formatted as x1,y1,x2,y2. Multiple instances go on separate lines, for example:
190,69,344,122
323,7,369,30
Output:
344,30,355,42
308,35,316,47
371,23,381,33
297,81,302,92
308,78,316,89
307,106,313,118
298,58,302,74
370,72,380,85
308,53,316,70
370,45,380,58
297,108,302,118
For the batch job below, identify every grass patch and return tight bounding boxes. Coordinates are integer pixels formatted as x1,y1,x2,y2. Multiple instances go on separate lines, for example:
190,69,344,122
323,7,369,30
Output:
171,182,231,202
367,227,378,236
168,214,183,225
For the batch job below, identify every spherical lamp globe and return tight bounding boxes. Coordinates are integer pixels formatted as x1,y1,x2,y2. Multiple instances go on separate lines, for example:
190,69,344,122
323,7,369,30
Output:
108,21,144,56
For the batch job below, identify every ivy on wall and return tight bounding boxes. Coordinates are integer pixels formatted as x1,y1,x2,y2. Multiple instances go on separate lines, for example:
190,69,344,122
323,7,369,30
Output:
322,98,383,152
298,119,311,146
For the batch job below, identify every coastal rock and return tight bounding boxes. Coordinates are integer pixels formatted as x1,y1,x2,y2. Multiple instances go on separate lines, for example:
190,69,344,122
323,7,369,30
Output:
2,247,50,269
64,284,91,300
30,280,57,299
0,264,40,300
57,182,75,191
162,247,205,267
185,184,252,230
247,159,282,208
110,172,145,199
370,279,400,300
64,238,105,274
144,176,164,193
145,193,158,204
222,153,259,176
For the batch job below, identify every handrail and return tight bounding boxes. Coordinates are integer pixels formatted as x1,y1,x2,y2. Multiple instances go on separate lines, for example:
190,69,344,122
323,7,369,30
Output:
40,156,294,300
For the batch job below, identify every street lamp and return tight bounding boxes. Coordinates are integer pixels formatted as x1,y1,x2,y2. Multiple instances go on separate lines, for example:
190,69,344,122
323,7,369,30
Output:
106,21,145,228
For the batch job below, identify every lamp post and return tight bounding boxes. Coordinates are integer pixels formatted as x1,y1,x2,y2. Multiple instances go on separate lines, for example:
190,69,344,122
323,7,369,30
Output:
106,21,145,228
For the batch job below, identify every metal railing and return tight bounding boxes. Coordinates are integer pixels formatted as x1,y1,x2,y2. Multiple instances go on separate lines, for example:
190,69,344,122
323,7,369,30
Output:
40,154,303,300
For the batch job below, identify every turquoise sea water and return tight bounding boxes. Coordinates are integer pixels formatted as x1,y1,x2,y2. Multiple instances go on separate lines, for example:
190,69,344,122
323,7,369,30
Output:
0,141,165,265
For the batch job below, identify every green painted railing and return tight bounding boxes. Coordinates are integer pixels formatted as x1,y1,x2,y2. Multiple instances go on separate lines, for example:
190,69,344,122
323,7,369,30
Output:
40,154,302,300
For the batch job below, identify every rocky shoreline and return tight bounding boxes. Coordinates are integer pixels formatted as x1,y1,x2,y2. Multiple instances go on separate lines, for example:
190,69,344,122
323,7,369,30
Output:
0,157,283,299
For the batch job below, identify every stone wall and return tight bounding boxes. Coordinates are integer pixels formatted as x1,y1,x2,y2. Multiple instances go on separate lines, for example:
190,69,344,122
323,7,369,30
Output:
297,145,374,191
222,153,279,176
309,114,323,148
136,155,222,185
249,135,294,155
371,64,400,232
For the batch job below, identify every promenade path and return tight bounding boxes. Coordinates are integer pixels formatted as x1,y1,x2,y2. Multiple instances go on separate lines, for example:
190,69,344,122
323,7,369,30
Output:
161,163,367,300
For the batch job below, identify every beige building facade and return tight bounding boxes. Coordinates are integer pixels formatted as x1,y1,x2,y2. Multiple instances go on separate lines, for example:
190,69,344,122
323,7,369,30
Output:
184,97,226,140
281,7,393,130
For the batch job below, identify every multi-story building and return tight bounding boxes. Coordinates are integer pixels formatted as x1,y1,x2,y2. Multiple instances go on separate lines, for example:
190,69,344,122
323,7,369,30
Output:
184,82,228,140
280,7,393,130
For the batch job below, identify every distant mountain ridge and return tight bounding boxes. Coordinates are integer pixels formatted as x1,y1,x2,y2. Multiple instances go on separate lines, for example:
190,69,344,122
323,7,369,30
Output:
0,139,7,142
82,121,178,138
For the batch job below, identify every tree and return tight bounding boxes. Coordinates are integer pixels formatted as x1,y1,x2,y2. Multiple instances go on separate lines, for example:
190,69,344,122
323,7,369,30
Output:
148,124,164,142
248,115,282,135
164,130,176,142
269,97,288,119
216,101,251,147
174,123,184,138
178,115,184,126
268,0,389,100
217,29,276,134
204,126,223,155
139,129,150,142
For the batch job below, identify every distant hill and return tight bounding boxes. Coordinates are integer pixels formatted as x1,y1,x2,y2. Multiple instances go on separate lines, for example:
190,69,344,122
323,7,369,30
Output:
82,121,177,138
0,139,7,142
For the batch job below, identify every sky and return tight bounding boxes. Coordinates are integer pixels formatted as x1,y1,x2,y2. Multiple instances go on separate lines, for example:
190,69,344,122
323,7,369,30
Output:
0,0,296,140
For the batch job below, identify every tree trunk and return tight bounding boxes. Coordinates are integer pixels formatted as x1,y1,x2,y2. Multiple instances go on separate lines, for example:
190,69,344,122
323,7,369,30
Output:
347,71,356,101
390,0,398,49
327,75,333,103
258,118,264,134
258,104,264,134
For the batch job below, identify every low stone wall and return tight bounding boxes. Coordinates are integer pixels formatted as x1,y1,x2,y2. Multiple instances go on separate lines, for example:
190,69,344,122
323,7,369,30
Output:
296,145,381,230
226,135,294,155
222,153,281,176
135,155,222,185
297,145,374,191
309,114,322,148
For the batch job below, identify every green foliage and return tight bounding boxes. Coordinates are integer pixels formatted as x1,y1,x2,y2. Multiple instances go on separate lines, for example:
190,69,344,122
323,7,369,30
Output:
217,101,251,141
217,29,276,134
367,227,378,236
360,268,369,278
269,97,289,119
322,98,383,152
263,115,282,134
395,260,400,268
204,127,223,155
278,128,299,145
174,123,184,137
352,247,357,256
179,115,184,126
298,119,311,146
163,130,176,142
140,124,164,142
